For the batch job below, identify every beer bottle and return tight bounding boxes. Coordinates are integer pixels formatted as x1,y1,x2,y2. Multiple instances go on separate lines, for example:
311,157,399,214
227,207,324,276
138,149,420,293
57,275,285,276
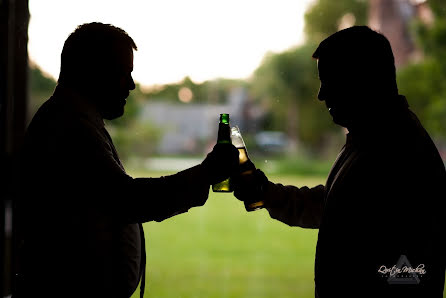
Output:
231,126,265,211
212,113,233,192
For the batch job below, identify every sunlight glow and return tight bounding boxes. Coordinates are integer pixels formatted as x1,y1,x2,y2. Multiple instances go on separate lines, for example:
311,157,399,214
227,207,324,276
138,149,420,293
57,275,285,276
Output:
29,0,314,87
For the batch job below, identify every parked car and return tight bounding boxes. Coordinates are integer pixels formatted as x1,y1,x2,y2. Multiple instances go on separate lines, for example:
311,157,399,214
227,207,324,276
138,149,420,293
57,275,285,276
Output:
255,131,289,154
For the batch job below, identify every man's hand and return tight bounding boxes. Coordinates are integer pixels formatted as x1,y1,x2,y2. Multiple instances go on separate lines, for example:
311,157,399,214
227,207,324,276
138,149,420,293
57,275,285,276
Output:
232,169,269,205
201,143,240,185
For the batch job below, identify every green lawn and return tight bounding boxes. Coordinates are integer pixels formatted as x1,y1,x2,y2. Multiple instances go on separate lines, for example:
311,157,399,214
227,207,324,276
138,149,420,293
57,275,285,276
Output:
129,171,324,298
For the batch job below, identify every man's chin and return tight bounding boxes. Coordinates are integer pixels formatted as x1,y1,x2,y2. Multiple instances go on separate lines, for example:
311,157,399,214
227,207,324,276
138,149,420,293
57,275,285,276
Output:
330,111,349,128
102,106,125,120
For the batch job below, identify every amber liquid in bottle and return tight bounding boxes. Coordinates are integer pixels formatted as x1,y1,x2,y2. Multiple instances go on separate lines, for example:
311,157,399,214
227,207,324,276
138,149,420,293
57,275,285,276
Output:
232,127,265,211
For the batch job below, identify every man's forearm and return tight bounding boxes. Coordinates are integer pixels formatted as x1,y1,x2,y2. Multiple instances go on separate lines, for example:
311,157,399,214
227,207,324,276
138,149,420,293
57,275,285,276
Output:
264,182,325,228
111,165,210,223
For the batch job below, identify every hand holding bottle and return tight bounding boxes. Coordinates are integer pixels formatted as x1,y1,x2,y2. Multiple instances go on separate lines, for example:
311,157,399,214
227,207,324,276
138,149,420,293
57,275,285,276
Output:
230,126,267,211
202,143,239,186
232,168,269,211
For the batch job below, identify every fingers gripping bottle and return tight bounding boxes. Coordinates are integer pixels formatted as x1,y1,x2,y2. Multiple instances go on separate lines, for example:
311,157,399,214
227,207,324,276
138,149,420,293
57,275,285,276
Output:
231,126,265,211
212,114,233,192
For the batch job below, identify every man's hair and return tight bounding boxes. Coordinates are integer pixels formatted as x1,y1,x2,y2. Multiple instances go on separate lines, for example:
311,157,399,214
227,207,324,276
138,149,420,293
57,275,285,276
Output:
58,22,137,85
313,26,398,96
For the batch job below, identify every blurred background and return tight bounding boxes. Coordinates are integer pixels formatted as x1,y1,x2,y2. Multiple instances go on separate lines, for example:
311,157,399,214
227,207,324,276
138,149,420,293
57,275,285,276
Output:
4,0,446,297
27,0,446,165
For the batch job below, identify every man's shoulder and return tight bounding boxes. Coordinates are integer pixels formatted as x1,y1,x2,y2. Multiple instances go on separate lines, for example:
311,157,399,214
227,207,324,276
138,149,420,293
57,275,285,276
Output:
25,93,106,156
28,94,74,130
29,91,101,133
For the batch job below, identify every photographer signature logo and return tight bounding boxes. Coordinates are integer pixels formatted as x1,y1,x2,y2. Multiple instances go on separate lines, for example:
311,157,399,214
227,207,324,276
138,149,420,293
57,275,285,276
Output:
377,255,426,285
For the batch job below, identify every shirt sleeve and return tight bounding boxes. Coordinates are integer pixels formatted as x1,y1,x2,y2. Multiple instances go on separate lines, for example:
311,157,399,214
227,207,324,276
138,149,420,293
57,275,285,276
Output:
63,118,209,224
263,181,325,229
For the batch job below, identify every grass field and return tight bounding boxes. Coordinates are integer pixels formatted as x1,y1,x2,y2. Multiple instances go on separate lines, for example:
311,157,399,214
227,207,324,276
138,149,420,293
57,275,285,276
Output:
128,167,446,298
129,171,325,298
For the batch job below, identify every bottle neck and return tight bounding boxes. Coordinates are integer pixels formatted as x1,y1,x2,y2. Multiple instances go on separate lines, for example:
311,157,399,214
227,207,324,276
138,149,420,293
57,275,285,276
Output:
217,123,231,143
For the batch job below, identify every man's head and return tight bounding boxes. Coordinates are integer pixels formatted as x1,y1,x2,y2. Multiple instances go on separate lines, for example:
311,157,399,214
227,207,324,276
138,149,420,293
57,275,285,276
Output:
313,26,399,128
58,22,137,120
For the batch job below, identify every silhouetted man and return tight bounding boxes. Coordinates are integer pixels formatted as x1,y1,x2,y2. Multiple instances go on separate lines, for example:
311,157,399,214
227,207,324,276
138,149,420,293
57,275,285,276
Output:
234,26,445,298
19,22,239,298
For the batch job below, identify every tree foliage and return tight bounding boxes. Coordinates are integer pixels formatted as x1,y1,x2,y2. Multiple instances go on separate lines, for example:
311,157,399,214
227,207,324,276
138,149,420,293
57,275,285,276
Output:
304,0,368,42
252,0,446,154
250,44,340,154
249,0,370,154
144,76,247,104
28,64,57,122
397,1,446,140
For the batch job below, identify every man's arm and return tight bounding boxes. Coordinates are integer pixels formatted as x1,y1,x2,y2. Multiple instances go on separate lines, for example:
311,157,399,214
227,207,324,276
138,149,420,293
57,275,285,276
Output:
62,117,236,224
104,165,211,223
263,181,325,228
233,170,326,229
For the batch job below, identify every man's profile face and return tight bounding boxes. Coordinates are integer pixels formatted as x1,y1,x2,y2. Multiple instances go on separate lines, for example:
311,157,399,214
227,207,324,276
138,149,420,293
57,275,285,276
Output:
317,58,363,128
95,47,135,120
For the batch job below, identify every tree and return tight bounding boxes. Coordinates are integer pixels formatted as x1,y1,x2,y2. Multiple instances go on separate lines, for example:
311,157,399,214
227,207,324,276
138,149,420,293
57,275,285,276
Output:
250,43,339,154
304,0,368,42
248,0,370,155
397,1,446,141
28,63,57,122
143,76,246,104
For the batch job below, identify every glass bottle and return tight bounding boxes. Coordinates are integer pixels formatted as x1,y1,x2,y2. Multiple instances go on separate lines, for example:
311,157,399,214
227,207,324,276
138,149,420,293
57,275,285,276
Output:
212,113,232,192
231,126,265,211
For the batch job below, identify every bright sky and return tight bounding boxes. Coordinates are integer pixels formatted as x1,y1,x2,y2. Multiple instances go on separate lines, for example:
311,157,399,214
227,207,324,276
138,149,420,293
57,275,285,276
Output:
29,0,314,87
